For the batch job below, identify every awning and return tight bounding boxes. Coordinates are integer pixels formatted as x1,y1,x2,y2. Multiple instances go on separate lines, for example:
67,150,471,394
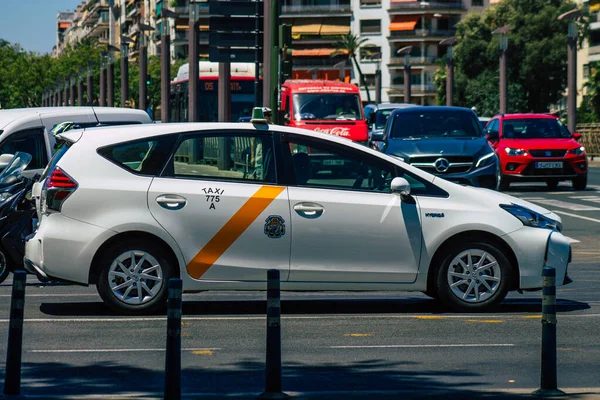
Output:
292,48,335,57
591,0,600,12
291,19,322,35
389,15,419,31
320,23,350,35
59,22,71,29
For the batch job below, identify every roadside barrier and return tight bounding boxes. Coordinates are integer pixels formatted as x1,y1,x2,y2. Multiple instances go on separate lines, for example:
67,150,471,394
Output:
257,269,289,399
164,278,183,400
2,270,26,399
576,124,600,159
532,267,565,397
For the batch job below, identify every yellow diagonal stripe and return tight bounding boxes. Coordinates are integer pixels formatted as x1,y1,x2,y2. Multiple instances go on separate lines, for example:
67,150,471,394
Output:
413,316,445,320
186,185,286,279
344,333,373,337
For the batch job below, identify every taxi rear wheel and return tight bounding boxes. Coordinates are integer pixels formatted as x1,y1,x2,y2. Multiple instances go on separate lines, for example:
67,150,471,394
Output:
436,241,511,312
97,239,174,315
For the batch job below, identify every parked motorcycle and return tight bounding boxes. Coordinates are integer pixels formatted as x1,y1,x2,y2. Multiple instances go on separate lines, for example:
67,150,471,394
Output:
0,152,38,284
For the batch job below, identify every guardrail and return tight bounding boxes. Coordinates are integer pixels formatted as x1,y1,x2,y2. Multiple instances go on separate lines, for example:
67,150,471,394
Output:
576,123,600,159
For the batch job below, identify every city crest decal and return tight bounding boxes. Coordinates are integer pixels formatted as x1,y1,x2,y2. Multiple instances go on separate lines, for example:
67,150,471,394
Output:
264,215,286,239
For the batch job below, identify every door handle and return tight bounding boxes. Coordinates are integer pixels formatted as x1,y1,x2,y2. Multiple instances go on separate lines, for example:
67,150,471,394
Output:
156,194,187,210
293,202,324,219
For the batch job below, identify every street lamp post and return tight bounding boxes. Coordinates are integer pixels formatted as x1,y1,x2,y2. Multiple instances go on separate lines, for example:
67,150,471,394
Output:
189,2,200,121
58,82,64,107
558,9,581,134
161,8,178,123
397,46,413,104
371,52,382,104
440,37,457,106
63,79,69,106
492,25,509,114
106,45,119,107
70,75,76,107
87,61,94,106
138,23,155,114
120,35,135,107
99,51,107,107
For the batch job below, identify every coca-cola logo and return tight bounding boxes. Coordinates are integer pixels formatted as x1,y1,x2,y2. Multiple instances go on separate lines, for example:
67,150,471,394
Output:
313,127,351,137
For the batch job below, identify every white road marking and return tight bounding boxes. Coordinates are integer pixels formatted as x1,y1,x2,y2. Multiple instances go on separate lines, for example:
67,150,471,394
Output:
520,198,600,211
553,210,600,224
569,196,600,204
29,347,221,353
0,312,597,324
330,344,515,349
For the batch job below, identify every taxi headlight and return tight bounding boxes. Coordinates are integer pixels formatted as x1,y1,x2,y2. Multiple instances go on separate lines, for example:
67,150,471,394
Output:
500,204,562,231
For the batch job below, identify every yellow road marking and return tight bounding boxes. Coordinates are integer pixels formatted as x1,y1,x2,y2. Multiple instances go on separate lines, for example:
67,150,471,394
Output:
466,319,504,323
186,186,286,279
344,333,372,337
573,251,600,255
521,315,542,319
192,350,214,355
557,348,573,351
508,380,515,383
413,316,445,320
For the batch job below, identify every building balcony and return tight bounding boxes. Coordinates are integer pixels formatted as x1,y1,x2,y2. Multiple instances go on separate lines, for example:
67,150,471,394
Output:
281,3,352,17
126,1,140,19
388,55,439,65
389,1,465,12
589,44,600,56
389,83,437,93
388,28,456,42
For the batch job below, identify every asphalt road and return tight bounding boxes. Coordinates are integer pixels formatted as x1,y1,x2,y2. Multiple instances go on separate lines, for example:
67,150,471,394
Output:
0,169,599,399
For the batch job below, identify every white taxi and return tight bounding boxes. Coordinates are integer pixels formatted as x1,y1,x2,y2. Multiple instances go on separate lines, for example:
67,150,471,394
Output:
24,112,572,314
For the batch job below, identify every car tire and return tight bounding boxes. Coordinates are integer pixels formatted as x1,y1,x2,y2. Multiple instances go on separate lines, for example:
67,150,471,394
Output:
546,179,559,191
0,250,10,284
96,239,175,315
573,174,587,191
435,241,512,312
496,169,510,191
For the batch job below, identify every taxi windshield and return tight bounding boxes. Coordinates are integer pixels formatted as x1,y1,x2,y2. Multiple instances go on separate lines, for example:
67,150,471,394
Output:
293,93,362,121
502,118,571,139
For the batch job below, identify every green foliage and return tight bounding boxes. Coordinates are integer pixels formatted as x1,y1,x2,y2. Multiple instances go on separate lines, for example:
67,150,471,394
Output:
332,33,372,103
435,0,586,116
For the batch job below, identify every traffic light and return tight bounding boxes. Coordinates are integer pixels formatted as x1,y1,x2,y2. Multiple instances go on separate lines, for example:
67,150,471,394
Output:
146,74,151,86
279,24,293,82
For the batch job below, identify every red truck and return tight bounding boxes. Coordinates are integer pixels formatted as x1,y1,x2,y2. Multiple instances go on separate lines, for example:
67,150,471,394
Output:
280,80,368,144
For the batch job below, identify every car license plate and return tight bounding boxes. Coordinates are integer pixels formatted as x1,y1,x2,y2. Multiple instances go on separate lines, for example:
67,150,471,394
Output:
323,160,344,166
535,162,563,169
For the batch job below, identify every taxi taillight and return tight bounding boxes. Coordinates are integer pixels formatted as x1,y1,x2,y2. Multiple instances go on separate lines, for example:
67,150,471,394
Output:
44,167,78,212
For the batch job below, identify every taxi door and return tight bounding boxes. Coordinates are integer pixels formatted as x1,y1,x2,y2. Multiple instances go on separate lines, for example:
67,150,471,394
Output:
282,133,423,284
147,131,291,283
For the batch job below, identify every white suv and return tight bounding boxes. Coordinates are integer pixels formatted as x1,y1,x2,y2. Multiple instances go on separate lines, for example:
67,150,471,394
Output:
24,121,572,314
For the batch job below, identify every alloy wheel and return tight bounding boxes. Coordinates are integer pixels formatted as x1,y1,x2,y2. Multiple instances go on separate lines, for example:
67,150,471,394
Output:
446,249,502,303
108,250,164,305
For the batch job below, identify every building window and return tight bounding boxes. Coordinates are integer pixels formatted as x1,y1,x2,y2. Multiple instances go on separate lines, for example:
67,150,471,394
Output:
472,0,484,6
584,64,590,79
360,46,381,62
360,0,381,7
363,74,376,87
360,20,381,35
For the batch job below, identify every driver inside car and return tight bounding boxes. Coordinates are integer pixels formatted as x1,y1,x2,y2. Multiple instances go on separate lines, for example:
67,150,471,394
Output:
336,98,357,117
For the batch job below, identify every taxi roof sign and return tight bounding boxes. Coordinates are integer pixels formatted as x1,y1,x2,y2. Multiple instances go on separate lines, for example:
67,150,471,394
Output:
250,107,268,124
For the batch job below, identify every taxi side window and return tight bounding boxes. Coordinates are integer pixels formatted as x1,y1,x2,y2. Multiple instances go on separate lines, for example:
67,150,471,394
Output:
165,134,276,183
285,139,396,193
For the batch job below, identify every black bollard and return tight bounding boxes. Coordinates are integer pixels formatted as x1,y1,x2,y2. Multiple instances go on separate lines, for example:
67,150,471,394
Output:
164,278,183,400
3,270,27,399
257,270,288,399
532,267,565,397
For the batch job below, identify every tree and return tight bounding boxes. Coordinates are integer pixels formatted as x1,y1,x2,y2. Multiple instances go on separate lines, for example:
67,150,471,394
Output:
331,33,372,103
435,0,584,116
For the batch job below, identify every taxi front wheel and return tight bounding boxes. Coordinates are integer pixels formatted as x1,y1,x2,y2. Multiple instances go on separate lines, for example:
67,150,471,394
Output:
436,241,511,312
96,239,174,315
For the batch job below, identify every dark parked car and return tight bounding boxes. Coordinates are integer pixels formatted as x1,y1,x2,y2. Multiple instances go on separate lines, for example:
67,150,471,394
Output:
371,106,498,189
364,103,416,145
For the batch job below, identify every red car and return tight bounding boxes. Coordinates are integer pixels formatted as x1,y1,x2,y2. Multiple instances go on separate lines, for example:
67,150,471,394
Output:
484,113,587,191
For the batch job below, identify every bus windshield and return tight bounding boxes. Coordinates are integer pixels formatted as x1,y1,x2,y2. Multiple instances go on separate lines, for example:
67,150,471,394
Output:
293,93,362,121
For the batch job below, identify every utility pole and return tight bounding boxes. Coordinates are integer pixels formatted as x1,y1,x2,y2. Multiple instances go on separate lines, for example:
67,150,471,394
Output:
440,37,457,107
87,61,94,106
162,8,178,123
189,2,200,122
493,25,509,114
138,23,154,114
558,9,581,133
397,46,412,104
99,52,107,107
263,0,280,122
120,36,134,107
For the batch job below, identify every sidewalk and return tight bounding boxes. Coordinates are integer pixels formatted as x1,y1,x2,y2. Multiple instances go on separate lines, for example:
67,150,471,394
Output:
12,388,600,399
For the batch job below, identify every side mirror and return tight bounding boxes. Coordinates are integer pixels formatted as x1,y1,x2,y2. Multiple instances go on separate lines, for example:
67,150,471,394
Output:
371,131,385,142
0,153,15,170
391,177,411,197
486,131,499,141
573,132,582,140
